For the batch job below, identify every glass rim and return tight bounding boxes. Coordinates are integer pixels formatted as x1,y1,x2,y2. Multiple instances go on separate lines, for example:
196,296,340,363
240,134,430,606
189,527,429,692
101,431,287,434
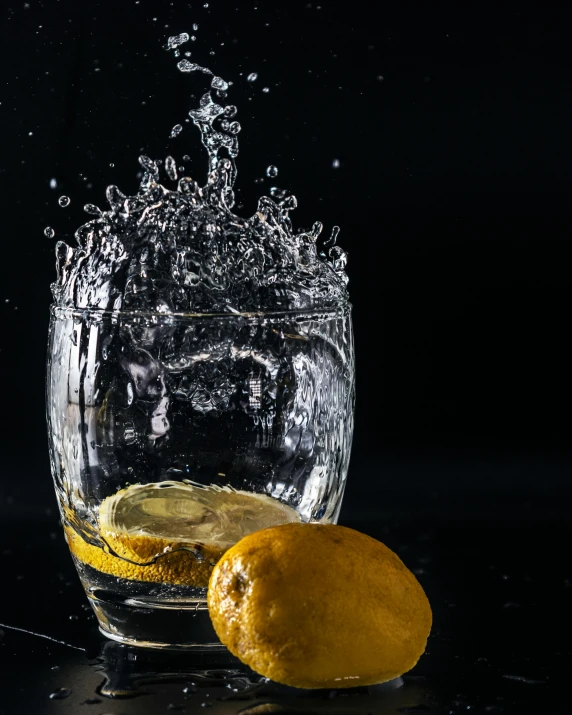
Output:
50,301,351,323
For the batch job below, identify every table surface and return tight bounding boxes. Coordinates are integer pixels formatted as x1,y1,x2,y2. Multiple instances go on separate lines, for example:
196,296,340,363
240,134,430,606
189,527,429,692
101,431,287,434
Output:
1,456,571,715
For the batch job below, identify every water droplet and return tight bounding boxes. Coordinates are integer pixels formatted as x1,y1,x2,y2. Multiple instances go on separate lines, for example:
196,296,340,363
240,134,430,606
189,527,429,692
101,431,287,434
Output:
193,23,199,30
177,59,209,74
167,33,189,50
170,123,183,138
58,195,71,207
201,703,213,709
49,178,57,189
84,204,102,216
502,675,547,685
165,156,178,181
228,121,241,134
69,614,79,621
203,2,209,6
211,76,229,91
247,72,258,82
329,245,347,272
109,162,115,167
44,226,55,238
266,165,278,177
332,158,340,168
51,665,60,671
49,688,71,700
262,86,270,93
377,75,384,81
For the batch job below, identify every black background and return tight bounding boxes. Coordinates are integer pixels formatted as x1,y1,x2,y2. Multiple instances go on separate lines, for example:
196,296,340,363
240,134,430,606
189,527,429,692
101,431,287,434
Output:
1,3,572,713
2,1,572,512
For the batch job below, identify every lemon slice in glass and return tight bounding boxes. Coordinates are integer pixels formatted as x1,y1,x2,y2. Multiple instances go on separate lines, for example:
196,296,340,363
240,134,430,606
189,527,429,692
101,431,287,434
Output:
66,481,300,587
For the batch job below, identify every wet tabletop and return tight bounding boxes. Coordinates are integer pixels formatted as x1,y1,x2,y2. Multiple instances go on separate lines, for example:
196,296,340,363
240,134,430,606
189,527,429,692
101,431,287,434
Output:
1,456,571,714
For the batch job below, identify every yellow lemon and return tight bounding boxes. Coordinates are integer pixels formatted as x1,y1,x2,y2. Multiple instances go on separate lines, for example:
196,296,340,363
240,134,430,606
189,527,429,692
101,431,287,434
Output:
208,523,432,688
65,481,300,588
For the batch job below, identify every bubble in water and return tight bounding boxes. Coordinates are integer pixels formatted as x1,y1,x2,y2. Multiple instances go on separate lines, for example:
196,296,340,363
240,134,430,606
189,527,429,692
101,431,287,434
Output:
167,33,189,50
332,158,340,168
58,195,71,207
44,226,55,238
266,165,278,178
170,123,183,138
247,72,258,82
49,688,71,700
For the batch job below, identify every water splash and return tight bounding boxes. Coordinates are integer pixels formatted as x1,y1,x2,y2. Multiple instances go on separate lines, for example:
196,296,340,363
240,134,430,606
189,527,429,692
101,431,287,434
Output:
51,38,348,315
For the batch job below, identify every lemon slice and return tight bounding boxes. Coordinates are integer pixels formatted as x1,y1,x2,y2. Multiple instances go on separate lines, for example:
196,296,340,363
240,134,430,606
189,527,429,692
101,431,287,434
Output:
65,481,300,588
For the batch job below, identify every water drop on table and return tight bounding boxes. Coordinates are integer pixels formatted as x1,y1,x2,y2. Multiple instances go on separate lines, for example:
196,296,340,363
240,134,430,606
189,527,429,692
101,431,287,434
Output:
49,688,71,700
266,165,278,177
58,196,71,207
44,226,55,238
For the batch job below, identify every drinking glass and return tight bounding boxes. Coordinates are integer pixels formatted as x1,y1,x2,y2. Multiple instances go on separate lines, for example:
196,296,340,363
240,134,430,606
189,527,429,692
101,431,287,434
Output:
47,304,355,648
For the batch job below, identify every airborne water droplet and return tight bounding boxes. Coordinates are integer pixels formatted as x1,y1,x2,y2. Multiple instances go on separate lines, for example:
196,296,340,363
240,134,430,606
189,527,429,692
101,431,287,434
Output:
49,178,57,189
84,204,102,216
262,87,270,93
165,156,178,181
266,165,278,177
332,158,340,168
58,195,70,207
44,226,55,238
167,33,189,50
49,688,71,700
170,123,183,138
211,76,229,91
247,72,258,82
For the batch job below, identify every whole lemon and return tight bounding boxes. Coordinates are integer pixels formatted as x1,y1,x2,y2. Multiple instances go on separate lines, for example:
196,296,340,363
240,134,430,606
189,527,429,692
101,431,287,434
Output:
208,523,432,689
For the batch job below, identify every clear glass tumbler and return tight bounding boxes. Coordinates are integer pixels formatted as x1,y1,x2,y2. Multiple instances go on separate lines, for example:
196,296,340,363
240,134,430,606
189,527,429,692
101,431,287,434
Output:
47,304,355,648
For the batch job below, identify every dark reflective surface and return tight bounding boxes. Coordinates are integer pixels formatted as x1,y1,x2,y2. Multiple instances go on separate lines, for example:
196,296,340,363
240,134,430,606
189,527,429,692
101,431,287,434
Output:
1,454,572,714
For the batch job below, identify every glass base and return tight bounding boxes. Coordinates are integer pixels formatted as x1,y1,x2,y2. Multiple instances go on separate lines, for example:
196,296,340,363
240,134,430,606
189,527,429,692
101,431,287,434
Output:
90,593,224,650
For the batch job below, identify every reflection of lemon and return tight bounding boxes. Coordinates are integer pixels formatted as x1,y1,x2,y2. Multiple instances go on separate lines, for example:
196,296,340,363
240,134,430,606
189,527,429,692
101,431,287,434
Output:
65,481,300,588
208,523,432,689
